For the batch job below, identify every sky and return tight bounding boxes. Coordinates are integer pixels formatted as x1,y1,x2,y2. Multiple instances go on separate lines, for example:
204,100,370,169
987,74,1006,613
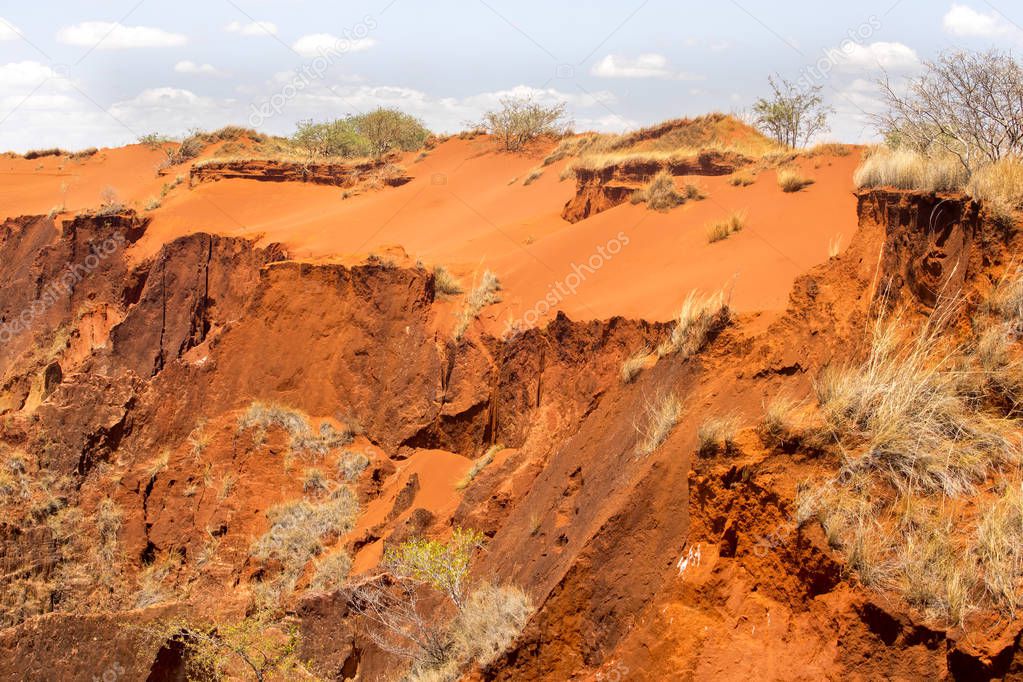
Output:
0,0,1020,152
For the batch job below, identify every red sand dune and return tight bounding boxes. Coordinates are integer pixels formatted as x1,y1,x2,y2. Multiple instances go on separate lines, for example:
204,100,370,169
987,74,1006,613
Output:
0,137,859,332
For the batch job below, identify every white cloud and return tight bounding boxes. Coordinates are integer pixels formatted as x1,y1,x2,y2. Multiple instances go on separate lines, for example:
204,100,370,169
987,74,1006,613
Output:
174,60,225,77
291,33,376,58
0,17,20,41
827,41,920,71
591,53,701,80
0,61,70,91
56,22,187,49
943,4,1021,38
225,20,278,37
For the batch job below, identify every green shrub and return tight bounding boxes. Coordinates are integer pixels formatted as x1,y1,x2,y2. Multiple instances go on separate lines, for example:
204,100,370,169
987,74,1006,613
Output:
293,119,373,159
349,108,431,156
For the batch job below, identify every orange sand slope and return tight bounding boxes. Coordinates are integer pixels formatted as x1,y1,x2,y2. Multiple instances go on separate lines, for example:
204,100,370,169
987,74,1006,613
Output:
0,136,860,326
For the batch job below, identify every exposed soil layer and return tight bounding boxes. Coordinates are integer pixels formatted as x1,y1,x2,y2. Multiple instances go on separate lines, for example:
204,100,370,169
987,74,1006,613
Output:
562,151,749,222
189,157,411,189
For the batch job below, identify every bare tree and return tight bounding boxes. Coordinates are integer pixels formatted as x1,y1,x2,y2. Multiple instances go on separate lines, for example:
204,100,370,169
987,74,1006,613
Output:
475,97,569,151
875,49,1023,173
752,76,832,149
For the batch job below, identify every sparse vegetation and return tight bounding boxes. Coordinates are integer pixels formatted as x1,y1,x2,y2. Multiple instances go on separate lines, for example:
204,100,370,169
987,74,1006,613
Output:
697,415,741,456
457,445,504,490
656,290,730,358
476,97,569,151
349,108,431,156
620,348,652,383
351,528,532,679
453,270,501,340
791,287,1023,624
309,550,352,593
23,148,66,160
95,186,125,216
777,168,814,192
631,170,684,211
302,467,328,494
707,211,746,243
760,394,806,446
338,450,370,482
856,49,1023,224
635,393,684,456
728,172,755,187
138,133,172,149
682,182,706,201
876,49,1023,172
523,168,543,186
238,403,353,456
70,147,98,160
853,146,967,192
251,488,358,606
753,75,832,149
293,109,431,161
143,615,312,681
432,265,464,297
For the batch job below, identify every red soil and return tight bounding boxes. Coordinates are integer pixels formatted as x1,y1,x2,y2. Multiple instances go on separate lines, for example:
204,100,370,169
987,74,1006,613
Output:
0,132,1016,681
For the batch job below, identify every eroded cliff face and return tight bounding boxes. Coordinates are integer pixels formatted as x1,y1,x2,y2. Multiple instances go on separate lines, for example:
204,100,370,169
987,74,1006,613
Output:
561,151,748,223
0,190,1020,681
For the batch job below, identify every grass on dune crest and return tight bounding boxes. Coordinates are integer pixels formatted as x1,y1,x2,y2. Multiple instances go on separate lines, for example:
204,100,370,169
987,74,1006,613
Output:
854,146,1023,224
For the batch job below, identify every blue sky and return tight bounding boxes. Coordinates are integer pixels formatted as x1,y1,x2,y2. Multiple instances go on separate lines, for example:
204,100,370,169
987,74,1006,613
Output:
0,0,1019,151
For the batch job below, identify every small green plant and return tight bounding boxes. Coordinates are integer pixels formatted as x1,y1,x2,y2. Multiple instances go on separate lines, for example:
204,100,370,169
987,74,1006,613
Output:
138,133,172,149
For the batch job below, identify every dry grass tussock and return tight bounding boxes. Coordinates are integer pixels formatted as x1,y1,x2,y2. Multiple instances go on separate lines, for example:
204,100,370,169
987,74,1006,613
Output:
631,171,684,211
853,146,968,193
237,402,354,456
457,444,504,490
656,290,730,358
453,270,501,340
635,393,684,456
792,288,1023,624
967,156,1023,223
777,168,815,192
707,211,746,243
432,265,463,297
251,488,359,606
620,347,653,383
697,415,742,456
